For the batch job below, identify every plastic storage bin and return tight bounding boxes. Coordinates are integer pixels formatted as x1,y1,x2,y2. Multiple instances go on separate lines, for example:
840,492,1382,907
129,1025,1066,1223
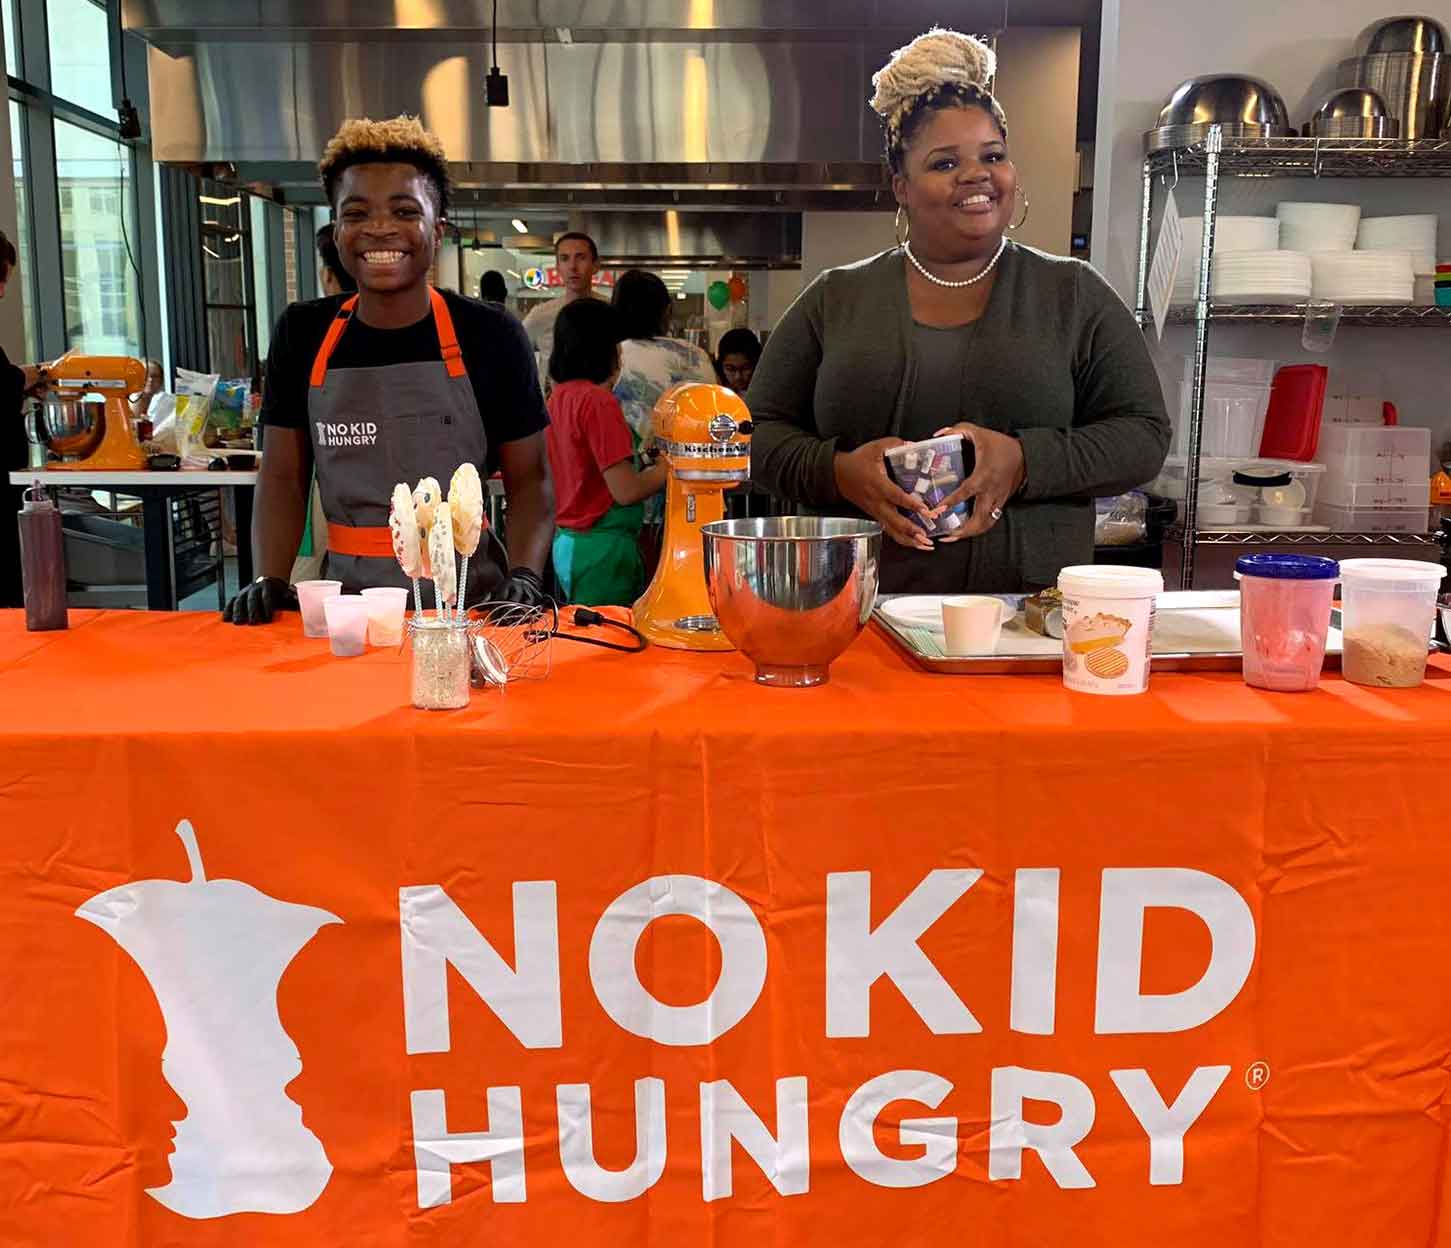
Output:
1319,478,1430,509
1314,503,1432,533
1169,356,1276,458
1318,424,1431,484
1151,457,1325,527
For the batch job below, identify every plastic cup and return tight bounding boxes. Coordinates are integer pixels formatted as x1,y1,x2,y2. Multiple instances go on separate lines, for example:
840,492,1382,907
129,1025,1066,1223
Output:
1338,558,1445,688
322,595,372,658
296,579,342,638
1234,554,1338,692
361,586,409,647
882,434,972,538
941,595,1012,655
1057,566,1164,696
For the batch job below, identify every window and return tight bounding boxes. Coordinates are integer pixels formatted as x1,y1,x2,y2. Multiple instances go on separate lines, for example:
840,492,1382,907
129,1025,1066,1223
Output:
46,0,116,120
8,99,37,361
4,0,19,79
55,119,141,355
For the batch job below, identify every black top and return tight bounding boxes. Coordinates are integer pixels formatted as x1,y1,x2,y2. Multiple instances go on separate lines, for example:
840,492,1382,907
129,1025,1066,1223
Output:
261,289,549,472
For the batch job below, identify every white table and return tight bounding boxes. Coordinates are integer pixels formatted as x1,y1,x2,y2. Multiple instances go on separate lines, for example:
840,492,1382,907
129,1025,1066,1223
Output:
12,470,259,610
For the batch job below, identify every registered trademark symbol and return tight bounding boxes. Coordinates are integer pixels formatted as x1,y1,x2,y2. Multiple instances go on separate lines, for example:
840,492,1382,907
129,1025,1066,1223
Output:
1245,1061,1270,1091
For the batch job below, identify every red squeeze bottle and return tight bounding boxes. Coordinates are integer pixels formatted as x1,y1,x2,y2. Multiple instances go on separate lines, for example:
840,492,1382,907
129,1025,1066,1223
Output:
17,484,67,631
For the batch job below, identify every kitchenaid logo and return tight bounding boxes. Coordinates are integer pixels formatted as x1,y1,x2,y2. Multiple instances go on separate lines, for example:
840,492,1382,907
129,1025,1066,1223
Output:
401,867,1255,1206
316,420,378,449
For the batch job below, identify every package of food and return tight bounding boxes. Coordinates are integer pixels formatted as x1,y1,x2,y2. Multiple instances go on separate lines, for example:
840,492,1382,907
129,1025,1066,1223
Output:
1094,491,1148,546
882,434,976,539
1023,588,1064,638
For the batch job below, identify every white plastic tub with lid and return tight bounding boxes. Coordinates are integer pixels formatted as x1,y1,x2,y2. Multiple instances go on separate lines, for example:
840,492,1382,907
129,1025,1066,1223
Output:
1057,566,1164,696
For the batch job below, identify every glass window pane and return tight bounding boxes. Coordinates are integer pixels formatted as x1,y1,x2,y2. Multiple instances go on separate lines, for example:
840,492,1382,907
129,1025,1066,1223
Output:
4,0,20,79
47,0,116,120
206,307,250,378
56,119,141,356
250,197,272,361
8,101,38,362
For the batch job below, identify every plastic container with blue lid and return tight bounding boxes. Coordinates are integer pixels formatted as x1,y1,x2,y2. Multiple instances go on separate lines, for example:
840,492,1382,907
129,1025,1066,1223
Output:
1233,555,1339,691
1233,554,1339,580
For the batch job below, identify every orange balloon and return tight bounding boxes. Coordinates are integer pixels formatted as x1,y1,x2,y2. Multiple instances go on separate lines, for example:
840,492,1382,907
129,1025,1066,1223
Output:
727,275,747,304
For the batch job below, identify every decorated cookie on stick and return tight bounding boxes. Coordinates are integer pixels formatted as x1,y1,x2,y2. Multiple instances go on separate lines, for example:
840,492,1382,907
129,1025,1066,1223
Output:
427,501,457,618
389,483,424,616
448,463,484,614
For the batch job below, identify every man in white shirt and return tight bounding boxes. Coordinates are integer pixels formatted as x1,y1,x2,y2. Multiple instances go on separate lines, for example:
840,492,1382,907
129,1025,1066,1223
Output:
522,233,606,369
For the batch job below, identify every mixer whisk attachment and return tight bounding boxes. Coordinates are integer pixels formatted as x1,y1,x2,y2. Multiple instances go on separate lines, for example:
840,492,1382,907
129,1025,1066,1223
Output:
463,598,556,687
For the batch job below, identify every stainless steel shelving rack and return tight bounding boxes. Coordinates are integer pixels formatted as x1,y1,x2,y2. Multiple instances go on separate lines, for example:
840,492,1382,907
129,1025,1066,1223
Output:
1132,130,1451,587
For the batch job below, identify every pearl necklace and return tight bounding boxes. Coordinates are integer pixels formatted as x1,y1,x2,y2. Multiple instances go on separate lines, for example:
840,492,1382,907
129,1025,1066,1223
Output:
903,236,1007,289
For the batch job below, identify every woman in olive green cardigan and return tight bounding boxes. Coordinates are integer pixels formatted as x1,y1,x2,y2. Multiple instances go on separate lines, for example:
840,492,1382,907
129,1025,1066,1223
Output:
748,29,1170,595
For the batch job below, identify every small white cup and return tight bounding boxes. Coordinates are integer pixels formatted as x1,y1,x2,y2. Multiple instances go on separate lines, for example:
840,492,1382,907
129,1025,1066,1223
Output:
941,595,1013,655
361,586,410,647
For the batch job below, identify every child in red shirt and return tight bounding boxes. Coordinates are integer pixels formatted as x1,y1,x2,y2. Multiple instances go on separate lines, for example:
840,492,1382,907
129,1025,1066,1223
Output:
545,300,665,605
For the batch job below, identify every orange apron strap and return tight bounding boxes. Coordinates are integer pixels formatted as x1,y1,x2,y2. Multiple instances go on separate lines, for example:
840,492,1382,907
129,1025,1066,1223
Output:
430,288,468,379
326,522,396,559
309,295,360,389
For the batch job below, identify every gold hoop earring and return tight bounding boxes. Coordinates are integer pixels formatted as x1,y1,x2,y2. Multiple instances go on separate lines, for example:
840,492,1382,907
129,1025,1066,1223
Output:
1007,188,1030,232
895,206,910,248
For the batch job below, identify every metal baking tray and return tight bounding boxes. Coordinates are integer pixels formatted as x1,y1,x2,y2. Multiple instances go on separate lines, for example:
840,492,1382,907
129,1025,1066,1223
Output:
873,591,1346,676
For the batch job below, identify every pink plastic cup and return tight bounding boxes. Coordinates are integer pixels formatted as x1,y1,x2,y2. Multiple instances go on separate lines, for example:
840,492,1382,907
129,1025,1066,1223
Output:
296,579,343,638
323,595,372,658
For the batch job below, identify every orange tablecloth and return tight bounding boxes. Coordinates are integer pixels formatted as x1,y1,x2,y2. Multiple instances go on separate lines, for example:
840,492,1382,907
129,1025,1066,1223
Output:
3,610,1451,1248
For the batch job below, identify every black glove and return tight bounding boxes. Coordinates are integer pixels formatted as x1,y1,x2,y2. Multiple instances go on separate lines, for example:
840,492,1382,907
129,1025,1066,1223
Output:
493,566,548,608
223,576,297,625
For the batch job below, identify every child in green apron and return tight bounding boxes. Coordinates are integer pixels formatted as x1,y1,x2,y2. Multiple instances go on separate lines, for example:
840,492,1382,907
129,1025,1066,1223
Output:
544,300,666,606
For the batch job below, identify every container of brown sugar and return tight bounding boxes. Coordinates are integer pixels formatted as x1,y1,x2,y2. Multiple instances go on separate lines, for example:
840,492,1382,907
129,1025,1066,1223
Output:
1338,559,1446,688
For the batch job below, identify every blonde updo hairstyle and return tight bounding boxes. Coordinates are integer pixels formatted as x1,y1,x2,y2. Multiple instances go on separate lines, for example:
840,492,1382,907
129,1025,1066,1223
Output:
870,28,1008,175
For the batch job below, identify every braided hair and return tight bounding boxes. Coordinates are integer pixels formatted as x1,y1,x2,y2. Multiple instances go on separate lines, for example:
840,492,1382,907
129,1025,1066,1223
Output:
869,28,1009,174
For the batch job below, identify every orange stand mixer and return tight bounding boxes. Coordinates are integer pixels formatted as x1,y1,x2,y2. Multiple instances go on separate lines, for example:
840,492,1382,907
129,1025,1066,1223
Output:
38,355,148,471
633,382,752,650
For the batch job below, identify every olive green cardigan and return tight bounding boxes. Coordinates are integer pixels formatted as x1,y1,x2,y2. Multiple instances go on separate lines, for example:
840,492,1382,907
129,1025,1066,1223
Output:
747,242,1171,592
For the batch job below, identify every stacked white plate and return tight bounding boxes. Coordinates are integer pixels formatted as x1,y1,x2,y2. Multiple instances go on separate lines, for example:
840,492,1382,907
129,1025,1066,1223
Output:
1208,250,1313,303
1173,216,1282,301
1277,202,1361,253
1356,214,1439,276
1310,250,1415,303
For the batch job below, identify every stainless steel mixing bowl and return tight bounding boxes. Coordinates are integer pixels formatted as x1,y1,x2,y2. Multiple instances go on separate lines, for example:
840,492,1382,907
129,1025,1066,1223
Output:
38,396,105,460
1307,86,1401,137
1360,16,1448,56
1146,74,1292,151
702,516,882,688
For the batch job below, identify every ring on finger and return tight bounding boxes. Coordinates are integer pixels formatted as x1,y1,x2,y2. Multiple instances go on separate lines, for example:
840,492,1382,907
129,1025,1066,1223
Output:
989,504,1004,522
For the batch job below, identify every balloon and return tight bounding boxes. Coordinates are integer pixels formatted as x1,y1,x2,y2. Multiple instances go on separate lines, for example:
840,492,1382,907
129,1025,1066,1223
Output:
728,275,747,304
707,280,731,310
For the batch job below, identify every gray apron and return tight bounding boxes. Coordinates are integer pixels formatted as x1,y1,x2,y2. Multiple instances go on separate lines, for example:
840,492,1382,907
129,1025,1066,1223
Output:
307,289,503,604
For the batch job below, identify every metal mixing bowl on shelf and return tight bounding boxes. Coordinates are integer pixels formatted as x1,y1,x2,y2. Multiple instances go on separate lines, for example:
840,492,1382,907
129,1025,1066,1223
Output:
1145,74,1293,152
701,516,882,688
1307,86,1400,138
37,396,106,460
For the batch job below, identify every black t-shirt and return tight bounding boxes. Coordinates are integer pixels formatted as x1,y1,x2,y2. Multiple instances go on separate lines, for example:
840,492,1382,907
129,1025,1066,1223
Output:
1,346,28,607
261,289,548,472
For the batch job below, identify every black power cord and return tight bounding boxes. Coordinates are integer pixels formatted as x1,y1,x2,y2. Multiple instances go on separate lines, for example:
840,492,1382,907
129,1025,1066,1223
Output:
531,606,648,654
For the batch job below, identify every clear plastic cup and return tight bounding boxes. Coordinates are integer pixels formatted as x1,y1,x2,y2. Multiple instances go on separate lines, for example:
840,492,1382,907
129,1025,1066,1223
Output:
296,579,343,638
1338,558,1445,688
882,434,972,538
360,586,409,647
1234,554,1338,692
322,595,372,658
